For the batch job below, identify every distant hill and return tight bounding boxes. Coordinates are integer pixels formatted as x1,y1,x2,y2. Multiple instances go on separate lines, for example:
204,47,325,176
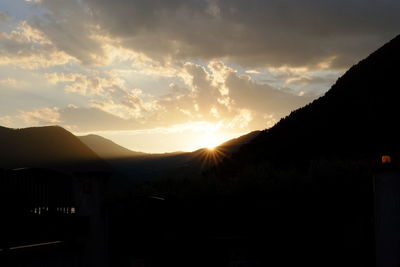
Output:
79,134,146,159
90,131,260,184
0,126,109,172
0,124,259,184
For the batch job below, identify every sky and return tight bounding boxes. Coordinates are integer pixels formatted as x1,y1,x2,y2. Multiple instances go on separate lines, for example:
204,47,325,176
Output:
0,0,399,153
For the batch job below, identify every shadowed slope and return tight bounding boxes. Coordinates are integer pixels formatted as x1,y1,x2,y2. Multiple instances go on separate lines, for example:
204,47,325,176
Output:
231,34,400,166
93,131,260,183
79,134,146,159
0,125,109,172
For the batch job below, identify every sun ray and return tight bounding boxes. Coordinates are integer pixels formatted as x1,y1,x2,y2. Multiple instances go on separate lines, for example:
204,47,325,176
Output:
195,145,229,169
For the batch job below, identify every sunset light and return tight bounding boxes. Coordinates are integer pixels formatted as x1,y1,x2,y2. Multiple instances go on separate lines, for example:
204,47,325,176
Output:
199,133,224,151
1,0,399,266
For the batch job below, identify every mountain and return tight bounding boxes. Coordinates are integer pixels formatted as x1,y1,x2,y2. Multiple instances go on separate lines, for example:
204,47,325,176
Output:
88,131,260,184
79,131,260,162
79,134,146,159
218,130,261,152
228,34,400,167
0,125,109,172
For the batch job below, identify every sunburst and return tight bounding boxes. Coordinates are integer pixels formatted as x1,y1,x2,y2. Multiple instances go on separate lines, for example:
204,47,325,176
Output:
202,139,220,151
196,145,228,168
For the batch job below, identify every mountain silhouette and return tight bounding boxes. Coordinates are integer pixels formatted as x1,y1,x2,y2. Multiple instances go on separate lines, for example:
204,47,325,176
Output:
79,134,146,159
216,130,261,152
0,125,109,172
228,34,400,167
86,131,260,186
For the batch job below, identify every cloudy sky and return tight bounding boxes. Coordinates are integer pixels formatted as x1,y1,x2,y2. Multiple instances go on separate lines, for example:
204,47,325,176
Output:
0,0,399,152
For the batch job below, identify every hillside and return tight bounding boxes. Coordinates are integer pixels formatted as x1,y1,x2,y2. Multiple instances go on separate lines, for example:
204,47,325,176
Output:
230,34,400,167
218,130,261,152
79,134,146,159
96,131,260,183
0,125,109,172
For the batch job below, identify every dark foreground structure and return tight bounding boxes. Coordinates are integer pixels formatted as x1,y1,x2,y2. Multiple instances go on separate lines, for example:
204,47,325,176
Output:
0,168,109,267
374,155,400,267
0,154,399,267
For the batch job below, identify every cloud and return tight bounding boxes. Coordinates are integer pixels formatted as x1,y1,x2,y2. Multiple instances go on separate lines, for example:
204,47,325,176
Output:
20,107,60,124
0,115,13,127
0,107,61,128
0,21,74,69
0,78,24,88
45,72,128,96
159,61,310,131
3,61,306,133
25,0,43,3
29,0,400,69
90,93,160,121
266,65,344,92
245,70,261,74
27,0,105,65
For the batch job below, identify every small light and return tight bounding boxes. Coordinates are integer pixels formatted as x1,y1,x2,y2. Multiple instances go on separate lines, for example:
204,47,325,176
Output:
382,155,392,164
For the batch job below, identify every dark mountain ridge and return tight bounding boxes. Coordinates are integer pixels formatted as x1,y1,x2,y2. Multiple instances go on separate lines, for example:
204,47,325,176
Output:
232,34,400,167
0,125,109,172
90,131,261,183
0,124,258,184
79,134,146,159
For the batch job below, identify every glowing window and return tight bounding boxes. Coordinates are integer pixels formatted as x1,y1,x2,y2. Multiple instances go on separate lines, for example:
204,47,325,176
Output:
382,155,392,164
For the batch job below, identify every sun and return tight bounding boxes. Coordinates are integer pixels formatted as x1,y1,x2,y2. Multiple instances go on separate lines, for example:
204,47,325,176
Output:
197,137,229,167
202,137,220,151
192,126,241,152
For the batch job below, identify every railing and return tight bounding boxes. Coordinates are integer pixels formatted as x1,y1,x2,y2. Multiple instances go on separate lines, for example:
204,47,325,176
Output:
0,167,110,267
0,168,87,250
0,168,75,216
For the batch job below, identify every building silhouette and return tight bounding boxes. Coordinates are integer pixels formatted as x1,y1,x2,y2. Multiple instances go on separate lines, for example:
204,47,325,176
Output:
0,167,110,267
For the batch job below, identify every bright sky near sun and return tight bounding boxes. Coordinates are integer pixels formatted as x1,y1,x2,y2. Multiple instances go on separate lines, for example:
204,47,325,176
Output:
0,0,399,152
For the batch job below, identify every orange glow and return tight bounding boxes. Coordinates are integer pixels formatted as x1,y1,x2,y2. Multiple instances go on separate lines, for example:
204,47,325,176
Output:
93,123,245,153
200,133,223,151
382,155,392,164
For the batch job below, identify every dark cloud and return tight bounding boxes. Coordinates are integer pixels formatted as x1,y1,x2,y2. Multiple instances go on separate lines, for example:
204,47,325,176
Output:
31,0,104,65
33,0,400,68
227,73,311,118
